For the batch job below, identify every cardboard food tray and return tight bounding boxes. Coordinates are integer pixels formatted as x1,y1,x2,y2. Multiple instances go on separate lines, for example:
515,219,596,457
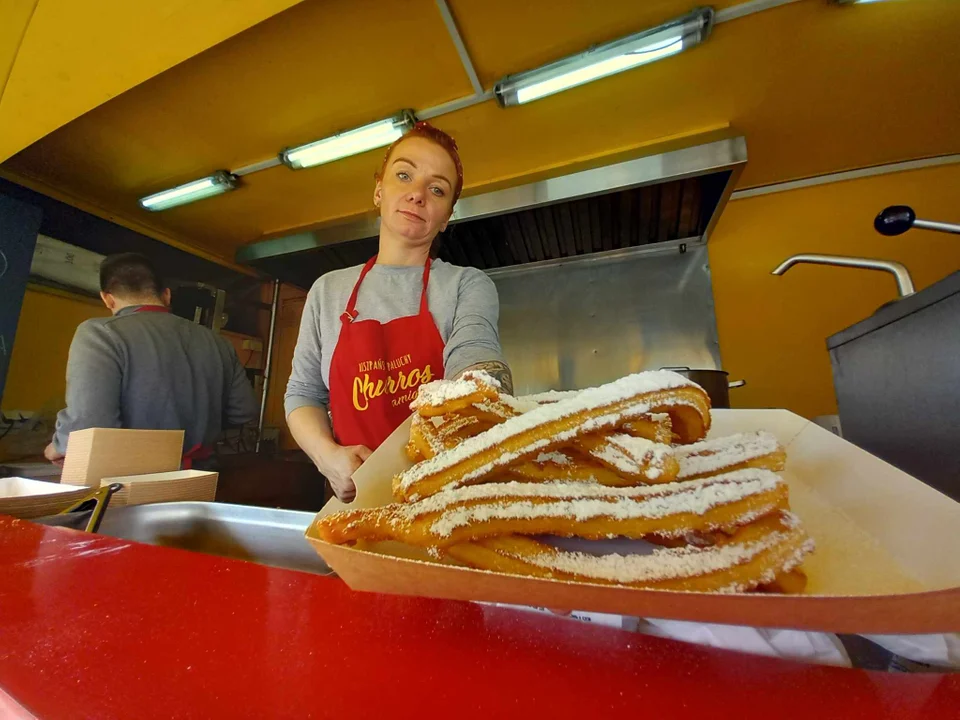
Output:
305,409,960,633
99,470,218,507
0,477,91,519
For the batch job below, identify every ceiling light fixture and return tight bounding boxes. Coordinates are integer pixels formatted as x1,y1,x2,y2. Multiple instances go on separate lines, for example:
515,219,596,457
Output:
280,110,417,170
835,0,891,4
494,7,714,107
139,171,238,211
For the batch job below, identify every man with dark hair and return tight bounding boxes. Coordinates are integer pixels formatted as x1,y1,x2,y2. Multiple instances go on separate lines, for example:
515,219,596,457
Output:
99,252,166,300
44,253,258,466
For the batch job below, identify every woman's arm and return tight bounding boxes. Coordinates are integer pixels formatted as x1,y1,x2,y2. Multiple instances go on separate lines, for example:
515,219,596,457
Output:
444,269,514,393
456,359,513,395
285,282,370,501
287,406,369,502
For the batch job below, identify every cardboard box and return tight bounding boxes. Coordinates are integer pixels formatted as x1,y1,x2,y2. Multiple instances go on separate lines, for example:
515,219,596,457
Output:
61,429,184,488
305,409,960,634
100,469,218,507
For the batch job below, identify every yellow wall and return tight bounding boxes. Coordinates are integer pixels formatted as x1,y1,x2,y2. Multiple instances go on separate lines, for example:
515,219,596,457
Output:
709,161,960,419
1,287,108,414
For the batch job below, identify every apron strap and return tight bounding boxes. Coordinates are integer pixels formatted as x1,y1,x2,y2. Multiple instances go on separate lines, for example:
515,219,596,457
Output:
419,258,432,315
342,255,433,324
341,256,378,325
182,443,213,470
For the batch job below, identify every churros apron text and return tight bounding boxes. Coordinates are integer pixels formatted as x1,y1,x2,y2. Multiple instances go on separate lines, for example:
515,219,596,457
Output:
328,256,445,449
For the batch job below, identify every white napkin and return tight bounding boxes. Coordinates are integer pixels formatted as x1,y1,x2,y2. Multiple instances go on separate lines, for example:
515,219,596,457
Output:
638,618,851,667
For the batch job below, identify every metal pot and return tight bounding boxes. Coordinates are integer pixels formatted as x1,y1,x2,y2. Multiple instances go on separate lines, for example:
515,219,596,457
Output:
659,367,746,409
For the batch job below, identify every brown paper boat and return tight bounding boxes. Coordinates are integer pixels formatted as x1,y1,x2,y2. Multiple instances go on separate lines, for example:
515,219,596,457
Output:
306,409,960,633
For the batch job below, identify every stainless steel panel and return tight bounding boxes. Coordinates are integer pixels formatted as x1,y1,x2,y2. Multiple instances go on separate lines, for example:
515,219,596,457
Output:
235,137,746,262
490,240,720,394
96,502,330,575
828,271,960,502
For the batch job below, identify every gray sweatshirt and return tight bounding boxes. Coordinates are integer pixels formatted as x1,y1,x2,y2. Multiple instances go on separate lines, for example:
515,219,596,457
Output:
53,306,258,453
285,260,504,415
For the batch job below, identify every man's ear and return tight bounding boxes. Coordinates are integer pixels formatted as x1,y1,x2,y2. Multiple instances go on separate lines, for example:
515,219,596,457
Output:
100,291,117,313
161,288,172,306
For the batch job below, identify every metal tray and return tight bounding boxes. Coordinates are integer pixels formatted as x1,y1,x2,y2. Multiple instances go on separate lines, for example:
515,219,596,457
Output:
94,502,331,575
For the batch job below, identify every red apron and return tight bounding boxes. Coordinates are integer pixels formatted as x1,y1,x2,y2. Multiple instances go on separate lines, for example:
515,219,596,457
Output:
134,304,213,468
327,256,446,449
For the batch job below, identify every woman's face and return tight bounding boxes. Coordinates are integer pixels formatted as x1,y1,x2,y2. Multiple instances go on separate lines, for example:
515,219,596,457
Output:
374,136,457,247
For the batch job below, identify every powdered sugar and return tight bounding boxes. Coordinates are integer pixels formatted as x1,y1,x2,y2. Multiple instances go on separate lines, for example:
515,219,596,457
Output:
518,530,808,588
589,434,673,479
501,395,540,413
471,399,515,419
424,470,783,537
676,431,782,479
519,389,582,404
402,470,779,513
397,371,698,494
410,371,500,410
459,370,502,388
534,452,572,465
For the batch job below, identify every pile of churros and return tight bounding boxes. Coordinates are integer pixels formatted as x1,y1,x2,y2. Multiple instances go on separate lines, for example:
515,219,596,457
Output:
315,370,815,594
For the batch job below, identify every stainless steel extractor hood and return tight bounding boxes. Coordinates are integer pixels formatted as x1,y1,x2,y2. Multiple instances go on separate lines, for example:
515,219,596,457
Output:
237,136,747,288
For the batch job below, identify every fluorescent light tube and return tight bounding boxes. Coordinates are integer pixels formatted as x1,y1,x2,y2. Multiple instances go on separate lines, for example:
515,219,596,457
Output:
139,171,237,211
281,110,416,170
495,8,713,107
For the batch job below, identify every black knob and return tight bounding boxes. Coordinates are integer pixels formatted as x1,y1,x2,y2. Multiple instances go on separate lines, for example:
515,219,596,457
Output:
874,205,916,236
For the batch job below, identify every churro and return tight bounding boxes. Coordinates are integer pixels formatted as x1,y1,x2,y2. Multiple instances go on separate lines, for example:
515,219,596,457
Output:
676,431,786,480
575,433,679,484
316,469,786,549
445,511,813,593
394,371,710,501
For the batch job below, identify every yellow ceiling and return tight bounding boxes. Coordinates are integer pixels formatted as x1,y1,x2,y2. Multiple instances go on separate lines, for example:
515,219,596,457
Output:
0,0,305,163
2,0,959,266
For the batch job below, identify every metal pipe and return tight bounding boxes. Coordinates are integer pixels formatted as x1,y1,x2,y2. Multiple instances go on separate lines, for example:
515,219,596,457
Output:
434,0,484,96
256,280,281,452
913,218,960,235
234,156,283,176
715,0,801,23
771,253,916,298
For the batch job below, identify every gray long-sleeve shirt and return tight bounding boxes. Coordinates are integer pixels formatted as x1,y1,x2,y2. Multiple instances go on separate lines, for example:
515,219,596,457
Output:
53,306,258,453
285,260,504,416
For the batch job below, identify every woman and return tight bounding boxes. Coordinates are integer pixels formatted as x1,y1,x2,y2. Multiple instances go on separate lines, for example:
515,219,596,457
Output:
285,122,511,502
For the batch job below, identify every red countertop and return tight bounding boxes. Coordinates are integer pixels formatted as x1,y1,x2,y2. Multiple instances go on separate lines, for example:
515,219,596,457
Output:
1,516,957,720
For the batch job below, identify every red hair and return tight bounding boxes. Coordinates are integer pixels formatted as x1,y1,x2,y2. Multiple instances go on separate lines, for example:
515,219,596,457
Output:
376,121,464,204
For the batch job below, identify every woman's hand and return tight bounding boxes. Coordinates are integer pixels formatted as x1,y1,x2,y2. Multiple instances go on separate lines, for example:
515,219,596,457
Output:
287,407,372,503
316,443,372,502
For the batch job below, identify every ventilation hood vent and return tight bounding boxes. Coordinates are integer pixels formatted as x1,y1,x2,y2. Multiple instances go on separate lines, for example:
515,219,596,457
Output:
239,137,746,288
